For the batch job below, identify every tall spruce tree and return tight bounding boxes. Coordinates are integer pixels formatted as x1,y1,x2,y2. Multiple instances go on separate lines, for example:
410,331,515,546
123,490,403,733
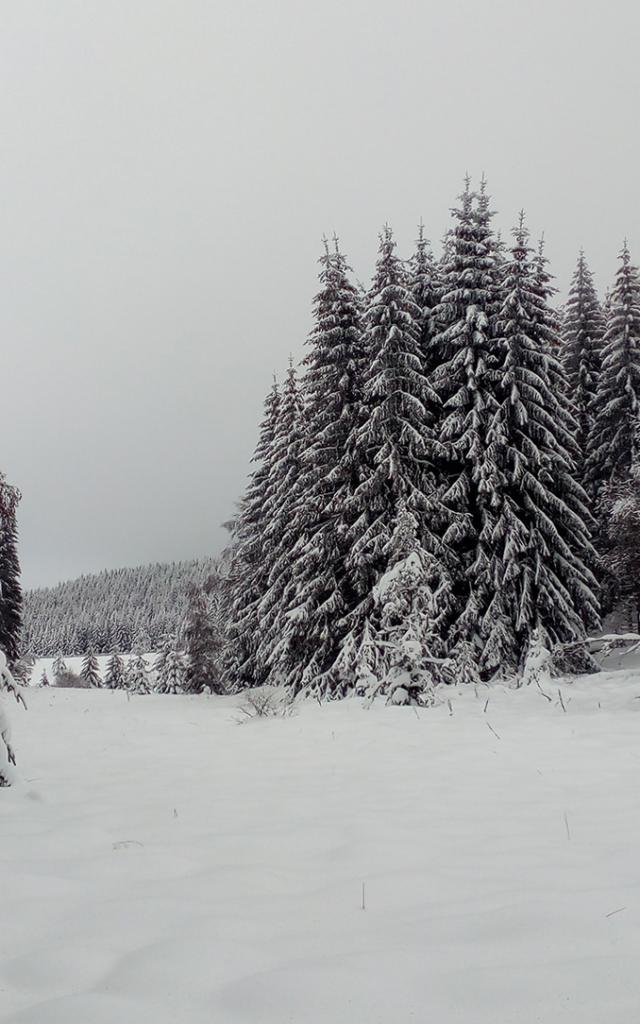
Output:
252,360,306,683
530,235,598,571
273,240,365,692
0,480,22,665
561,252,604,488
184,581,223,693
587,242,640,494
429,179,503,669
328,225,446,696
226,379,280,687
487,217,599,670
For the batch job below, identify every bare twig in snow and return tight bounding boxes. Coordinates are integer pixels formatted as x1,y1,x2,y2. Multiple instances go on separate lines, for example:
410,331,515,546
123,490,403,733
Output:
486,721,501,740
564,812,571,840
558,689,567,712
605,907,626,918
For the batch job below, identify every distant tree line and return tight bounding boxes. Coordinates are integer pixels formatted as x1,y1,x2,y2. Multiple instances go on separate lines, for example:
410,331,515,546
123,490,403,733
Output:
22,558,218,656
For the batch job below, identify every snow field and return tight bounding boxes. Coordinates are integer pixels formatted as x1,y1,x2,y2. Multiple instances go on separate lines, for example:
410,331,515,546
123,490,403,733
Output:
2,672,640,1023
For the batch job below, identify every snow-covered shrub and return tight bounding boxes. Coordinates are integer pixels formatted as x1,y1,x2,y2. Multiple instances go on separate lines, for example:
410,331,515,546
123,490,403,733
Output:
444,641,481,687
54,668,87,688
236,689,293,722
0,650,26,786
518,630,553,688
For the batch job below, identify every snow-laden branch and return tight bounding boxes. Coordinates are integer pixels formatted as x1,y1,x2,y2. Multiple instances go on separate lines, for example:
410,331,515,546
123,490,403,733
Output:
0,650,26,781
555,634,640,657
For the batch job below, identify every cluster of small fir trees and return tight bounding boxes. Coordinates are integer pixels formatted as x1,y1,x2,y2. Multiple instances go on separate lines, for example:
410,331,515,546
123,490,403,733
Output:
60,645,188,693
226,179,610,703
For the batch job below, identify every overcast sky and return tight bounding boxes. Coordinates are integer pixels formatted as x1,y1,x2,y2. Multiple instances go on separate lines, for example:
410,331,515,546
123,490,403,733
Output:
2,0,638,588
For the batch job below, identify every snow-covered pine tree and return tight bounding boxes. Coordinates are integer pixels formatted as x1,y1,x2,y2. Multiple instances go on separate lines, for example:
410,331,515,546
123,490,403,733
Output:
532,237,563,351
271,240,365,692
251,360,307,683
429,178,503,671
81,649,101,688
225,379,281,688
366,502,445,705
127,649,151,694
104,651,126,690
0,479,22,665
52,652,67,682
587,242,640,494
407,222,441,375
184,581,223,693
529,235,598,567
487,215,599,671
327,225,447,696
561,251,604,488
155,640,187,694
39,669,50,687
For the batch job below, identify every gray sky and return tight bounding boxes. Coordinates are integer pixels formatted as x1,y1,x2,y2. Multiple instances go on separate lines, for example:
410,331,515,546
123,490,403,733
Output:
2,0,638,588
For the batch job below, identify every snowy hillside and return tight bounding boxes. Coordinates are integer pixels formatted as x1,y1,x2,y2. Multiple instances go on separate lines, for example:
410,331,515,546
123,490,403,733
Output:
2,671,640,1023
23,558,218,656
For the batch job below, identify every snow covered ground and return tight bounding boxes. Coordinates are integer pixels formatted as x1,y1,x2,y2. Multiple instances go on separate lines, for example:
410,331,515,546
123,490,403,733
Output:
2,670,640,1023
